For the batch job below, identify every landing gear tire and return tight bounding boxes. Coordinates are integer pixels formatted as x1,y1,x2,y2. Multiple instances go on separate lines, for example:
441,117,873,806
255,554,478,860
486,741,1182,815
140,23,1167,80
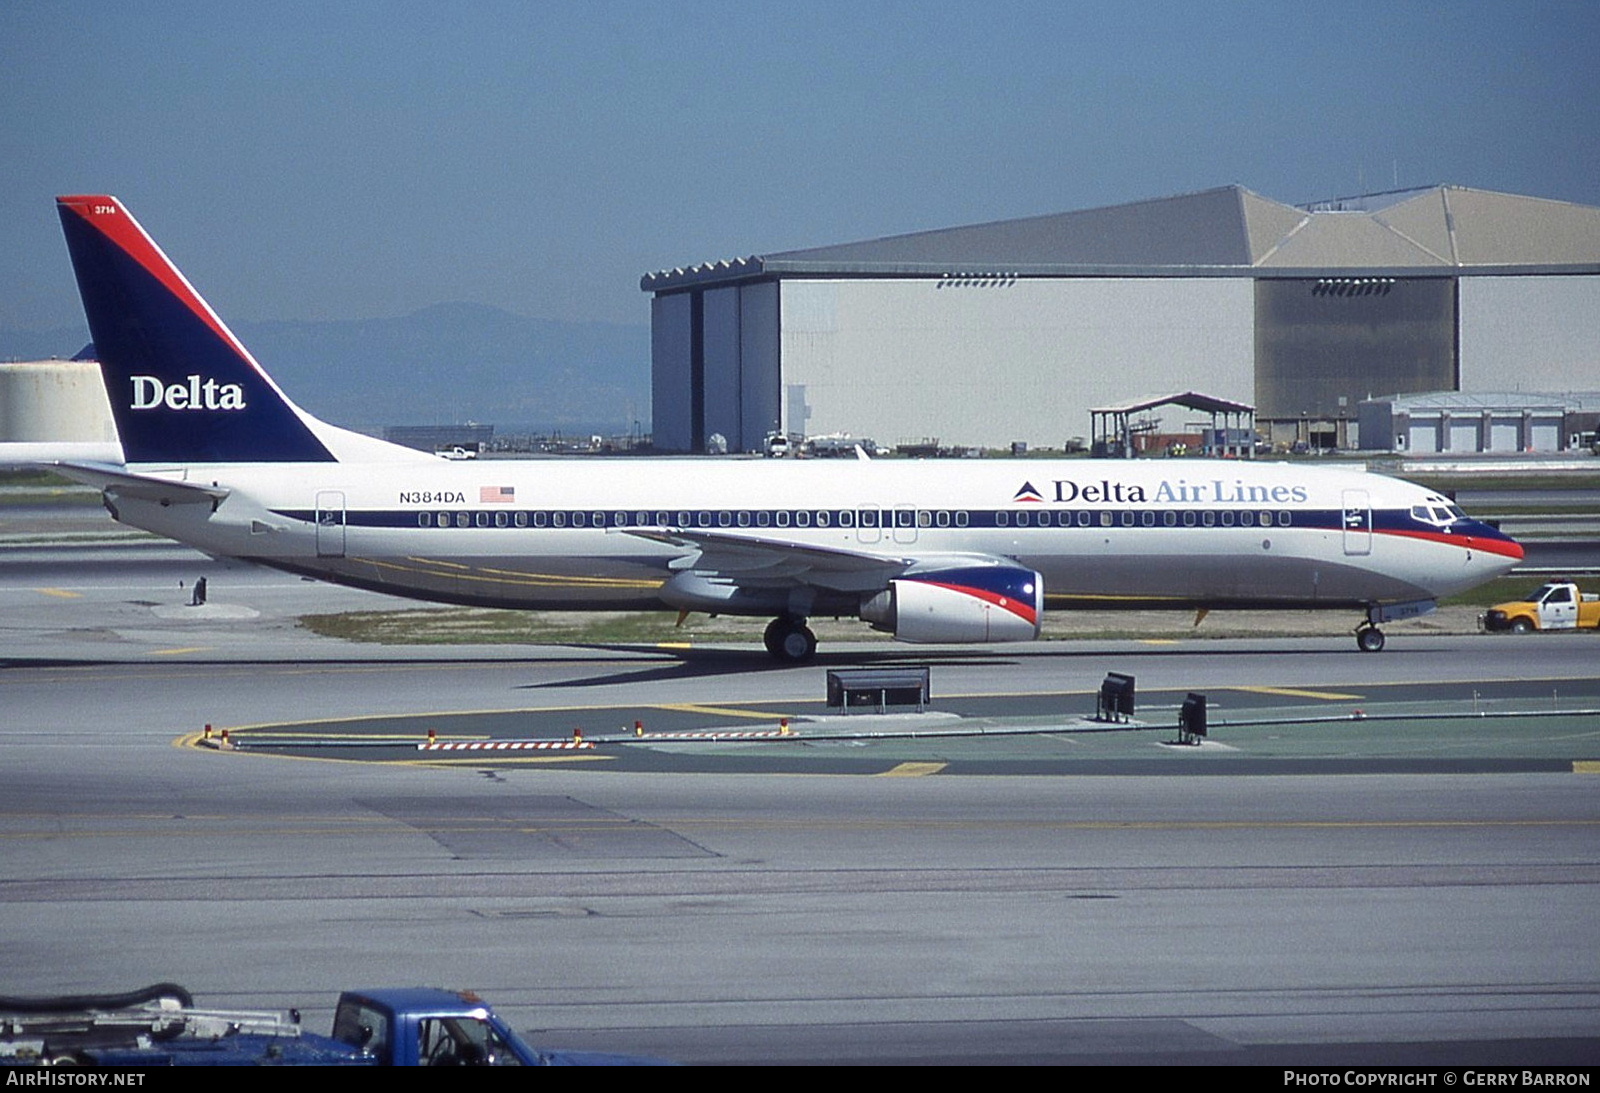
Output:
764,616,817,663
1356,625,1385,653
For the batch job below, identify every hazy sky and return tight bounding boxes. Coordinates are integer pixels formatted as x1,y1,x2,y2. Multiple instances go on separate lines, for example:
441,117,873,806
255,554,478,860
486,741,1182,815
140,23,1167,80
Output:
4,1,1596,331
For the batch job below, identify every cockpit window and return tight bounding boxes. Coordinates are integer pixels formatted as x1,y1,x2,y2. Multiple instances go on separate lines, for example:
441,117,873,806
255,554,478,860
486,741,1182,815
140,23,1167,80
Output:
1412,504,1461,526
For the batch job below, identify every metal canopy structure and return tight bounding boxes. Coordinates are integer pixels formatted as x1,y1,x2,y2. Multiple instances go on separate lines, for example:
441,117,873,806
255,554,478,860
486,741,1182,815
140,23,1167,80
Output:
1090,391,1257,458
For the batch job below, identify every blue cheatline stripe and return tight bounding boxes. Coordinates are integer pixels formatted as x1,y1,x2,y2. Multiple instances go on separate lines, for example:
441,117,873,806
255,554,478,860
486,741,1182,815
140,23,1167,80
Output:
270,506,1417,534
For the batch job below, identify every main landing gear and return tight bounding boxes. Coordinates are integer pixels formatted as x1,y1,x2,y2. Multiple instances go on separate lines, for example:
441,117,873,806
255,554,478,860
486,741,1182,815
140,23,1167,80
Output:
764,615,817,663
1355,623,1386,653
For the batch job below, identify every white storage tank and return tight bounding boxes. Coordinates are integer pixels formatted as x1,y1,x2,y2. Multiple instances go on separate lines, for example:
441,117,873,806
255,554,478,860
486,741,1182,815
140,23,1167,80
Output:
0,359,117,443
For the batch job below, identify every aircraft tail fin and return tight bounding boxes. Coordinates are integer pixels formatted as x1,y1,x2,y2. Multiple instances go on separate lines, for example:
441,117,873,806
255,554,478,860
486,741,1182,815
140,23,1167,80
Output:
55,196,414,465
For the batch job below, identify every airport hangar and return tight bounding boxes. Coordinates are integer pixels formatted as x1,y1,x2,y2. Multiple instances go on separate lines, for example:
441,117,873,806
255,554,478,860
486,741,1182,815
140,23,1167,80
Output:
642,185,1600,454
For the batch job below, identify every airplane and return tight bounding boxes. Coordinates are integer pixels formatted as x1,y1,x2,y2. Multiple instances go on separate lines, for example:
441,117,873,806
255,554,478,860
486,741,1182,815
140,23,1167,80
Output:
27,194,1524,660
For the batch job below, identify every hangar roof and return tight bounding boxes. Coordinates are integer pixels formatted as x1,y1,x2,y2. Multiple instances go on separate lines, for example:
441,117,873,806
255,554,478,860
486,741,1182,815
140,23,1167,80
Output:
1366,390,1600,413
642,185,1600,291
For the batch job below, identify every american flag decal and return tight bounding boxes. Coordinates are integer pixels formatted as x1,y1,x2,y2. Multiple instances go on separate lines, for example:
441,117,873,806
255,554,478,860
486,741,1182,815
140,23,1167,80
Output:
480,485,515,503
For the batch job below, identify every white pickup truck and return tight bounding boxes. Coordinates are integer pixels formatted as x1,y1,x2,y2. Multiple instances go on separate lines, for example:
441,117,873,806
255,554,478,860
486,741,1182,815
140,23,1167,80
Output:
1482,580,1600,632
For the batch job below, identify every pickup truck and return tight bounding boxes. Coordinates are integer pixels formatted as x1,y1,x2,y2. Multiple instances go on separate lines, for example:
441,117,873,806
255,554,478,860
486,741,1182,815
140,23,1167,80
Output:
1482,580,1600,633
1,984,665,1066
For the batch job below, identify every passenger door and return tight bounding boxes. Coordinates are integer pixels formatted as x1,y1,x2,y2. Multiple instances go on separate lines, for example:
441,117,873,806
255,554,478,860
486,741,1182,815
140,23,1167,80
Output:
1341,489,1371,556
315,490,346,558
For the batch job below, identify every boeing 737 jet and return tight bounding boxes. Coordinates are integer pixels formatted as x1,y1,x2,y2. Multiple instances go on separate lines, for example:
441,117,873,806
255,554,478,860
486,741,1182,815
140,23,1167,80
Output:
32,195,1523,659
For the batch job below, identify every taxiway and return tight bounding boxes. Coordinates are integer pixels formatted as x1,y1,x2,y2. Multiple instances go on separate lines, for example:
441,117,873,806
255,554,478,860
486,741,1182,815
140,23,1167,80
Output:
2,540,1598,1064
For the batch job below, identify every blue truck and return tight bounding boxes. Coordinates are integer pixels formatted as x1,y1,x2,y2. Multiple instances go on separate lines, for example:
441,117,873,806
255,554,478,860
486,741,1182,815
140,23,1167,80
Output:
1,984,664,1066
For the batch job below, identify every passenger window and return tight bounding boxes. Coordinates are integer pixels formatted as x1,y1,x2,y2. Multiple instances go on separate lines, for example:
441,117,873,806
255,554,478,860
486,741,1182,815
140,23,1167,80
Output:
514,512,527,528
1183,511,1196,527
494,512,507,528
1140,511,1155,527
956,511,969,527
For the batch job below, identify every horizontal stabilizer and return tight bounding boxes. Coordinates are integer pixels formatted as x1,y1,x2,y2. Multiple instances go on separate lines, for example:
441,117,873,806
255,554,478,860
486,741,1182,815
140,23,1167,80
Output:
51,461,231,506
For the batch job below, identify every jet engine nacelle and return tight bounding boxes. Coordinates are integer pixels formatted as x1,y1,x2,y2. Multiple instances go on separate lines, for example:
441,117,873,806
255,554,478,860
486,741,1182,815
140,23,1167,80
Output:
860,565,1043,644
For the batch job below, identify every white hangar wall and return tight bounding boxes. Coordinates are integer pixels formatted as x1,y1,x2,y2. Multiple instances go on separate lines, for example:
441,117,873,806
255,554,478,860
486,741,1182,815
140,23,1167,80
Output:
777,278,1255,449
1458,276,1600,392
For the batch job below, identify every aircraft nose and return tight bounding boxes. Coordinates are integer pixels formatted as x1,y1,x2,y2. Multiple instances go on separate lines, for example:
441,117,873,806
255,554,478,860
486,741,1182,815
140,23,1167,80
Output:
1457,519,1524,565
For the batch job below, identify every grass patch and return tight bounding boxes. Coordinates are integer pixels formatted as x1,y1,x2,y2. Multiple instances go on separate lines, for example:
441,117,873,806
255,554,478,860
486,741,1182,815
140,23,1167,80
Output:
297,608,887,646
0,489,103,506
0,469,73,488
1438,576,1568,608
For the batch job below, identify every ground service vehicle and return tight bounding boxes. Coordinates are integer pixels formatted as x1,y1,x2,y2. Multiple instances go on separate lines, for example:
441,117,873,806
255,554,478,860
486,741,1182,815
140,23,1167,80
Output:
1482,580,1600,632
0,984,664,1066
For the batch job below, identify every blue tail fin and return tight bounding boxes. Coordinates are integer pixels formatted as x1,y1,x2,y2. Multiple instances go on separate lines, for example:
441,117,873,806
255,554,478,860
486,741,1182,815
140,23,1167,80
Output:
57,196,338,464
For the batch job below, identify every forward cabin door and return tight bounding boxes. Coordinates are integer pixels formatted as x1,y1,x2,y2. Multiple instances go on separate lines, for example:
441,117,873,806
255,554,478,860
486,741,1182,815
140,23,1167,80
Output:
1341,489,1371,556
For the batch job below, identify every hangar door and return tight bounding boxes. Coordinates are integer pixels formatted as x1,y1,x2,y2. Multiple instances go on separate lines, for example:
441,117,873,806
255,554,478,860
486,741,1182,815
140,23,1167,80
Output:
1256,278,1456,421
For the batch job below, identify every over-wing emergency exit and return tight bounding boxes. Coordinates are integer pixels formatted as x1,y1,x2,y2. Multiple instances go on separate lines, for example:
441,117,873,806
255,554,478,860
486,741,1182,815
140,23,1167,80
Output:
36,195,1523,659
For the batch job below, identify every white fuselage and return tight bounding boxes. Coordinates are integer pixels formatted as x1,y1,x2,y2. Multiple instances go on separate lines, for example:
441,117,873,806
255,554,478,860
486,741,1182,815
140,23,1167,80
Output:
106,455,1520,616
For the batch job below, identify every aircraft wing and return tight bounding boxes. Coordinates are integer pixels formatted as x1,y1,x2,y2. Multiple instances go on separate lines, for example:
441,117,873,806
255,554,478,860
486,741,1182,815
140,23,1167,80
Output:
620,525,1023,595
49,461,231,507
620,525,914,590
